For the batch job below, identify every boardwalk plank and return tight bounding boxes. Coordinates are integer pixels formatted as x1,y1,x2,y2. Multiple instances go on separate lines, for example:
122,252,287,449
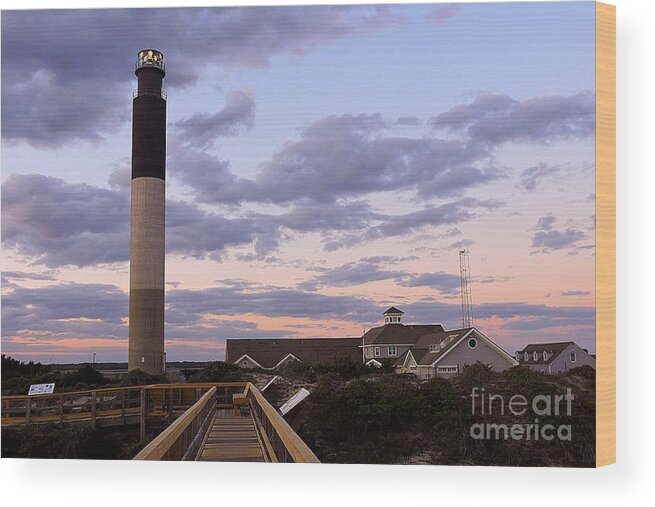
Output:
198,409,266,462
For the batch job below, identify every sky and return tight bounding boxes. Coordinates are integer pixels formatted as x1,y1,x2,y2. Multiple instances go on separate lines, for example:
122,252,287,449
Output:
0,2,597,363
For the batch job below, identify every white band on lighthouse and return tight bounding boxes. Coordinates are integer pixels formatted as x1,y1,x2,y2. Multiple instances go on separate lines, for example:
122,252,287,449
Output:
129,177,165,291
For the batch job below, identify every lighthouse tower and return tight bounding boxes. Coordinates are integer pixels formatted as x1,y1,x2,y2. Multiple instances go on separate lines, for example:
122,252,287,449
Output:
128,49,167,375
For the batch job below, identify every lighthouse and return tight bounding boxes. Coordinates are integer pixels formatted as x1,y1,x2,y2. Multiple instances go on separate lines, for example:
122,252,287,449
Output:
128,49,167,375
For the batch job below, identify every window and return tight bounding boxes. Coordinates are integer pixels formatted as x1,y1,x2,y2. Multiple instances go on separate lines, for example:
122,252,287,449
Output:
533,351,538,361
242,360,248,366
436,365,459,374
374,347,380,357
570,350,577,363
468,338,478,349
388,346,397,357
524,352,529,361
429,343,439,353
543,351,548,361
515,352,521,361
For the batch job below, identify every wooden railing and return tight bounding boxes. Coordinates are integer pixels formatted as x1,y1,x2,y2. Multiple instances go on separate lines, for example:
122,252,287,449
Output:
2,381,320,464
1,386,145,428
244,383,320,464
133,387,217,461
1,382,248,436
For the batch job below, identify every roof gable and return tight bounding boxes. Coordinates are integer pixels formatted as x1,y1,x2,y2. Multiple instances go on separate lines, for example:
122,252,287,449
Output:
363,323,446,345
226,337,361,369
516,342,577,364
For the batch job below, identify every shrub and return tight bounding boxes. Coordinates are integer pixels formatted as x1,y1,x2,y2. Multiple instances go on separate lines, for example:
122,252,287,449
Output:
502,365,555,397
566,365,596,380
120,368,166,386
188,361,245,382
279,360,317,382
1,423,95,459
457,362,496,391
1,354,51,380
59,365,110,388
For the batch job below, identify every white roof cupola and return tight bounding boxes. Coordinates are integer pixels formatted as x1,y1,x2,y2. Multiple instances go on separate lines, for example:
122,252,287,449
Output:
383,306,404,324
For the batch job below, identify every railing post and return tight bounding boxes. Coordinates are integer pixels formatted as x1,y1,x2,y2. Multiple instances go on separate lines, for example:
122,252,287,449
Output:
169,388,173,417
59,394,64,424
25,397,31,425
121,389,126,424
91,391,97,428
140,388,146,440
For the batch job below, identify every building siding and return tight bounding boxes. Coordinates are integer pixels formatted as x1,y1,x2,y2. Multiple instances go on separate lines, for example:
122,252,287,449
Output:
547,343,596,373
431,331,515,378
364,344,410,360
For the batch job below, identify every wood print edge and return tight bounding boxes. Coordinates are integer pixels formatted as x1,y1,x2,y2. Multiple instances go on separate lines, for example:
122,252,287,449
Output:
595,1,616,468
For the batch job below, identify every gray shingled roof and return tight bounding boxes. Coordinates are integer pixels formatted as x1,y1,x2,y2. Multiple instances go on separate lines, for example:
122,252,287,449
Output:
383,306,404,315
411,329,472,365
516,341,574,365
225,337,362,369
362,323,445,345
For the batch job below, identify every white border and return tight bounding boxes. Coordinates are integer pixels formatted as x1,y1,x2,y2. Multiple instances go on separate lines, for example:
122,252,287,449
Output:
1,0,654,505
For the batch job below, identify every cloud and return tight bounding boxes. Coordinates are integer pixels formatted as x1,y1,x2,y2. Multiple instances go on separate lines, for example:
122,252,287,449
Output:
531,213,586,253
2,277,595,360
297,256,470,297
397,272,461,295
171,92,589,208
5,173,492,267
171,112,502,205
560,290,591,297
431,4,461,24
395,116,421,126
429,92,595,147
365,198,501,241
518,162,560,191
1,6,398,147
0,173,266,267
1,283,128,339
1,173,131,266
298,257,407,290
535,213,557,232
1,270,57,281
173,90,256,150
1,70,130,148
322,199,499,252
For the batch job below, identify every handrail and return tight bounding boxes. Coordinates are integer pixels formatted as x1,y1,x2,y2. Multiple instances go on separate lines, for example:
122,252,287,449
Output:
134,387,217,461
1,382,247,401
1,382,248,428
244,382,320,464
1,385,147,401
133,88,167,100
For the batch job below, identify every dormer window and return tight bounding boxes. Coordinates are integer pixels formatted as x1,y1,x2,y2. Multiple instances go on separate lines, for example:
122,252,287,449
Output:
429,343,439,353
533,351,538,361
524,352,529,361
543,351,548,361
515,352,520,361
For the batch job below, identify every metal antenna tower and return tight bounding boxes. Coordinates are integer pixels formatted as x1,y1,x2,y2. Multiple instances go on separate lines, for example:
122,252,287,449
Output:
459,248,473,328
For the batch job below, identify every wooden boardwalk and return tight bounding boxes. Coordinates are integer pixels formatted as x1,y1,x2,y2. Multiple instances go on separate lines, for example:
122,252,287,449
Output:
197,409,266,462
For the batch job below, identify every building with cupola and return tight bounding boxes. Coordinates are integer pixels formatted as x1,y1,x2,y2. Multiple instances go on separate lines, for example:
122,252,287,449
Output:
361,307,518,377
226,306,518,379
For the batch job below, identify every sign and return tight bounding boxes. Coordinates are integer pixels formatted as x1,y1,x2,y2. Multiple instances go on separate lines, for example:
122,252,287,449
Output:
28,383,55,396
279,388,310,416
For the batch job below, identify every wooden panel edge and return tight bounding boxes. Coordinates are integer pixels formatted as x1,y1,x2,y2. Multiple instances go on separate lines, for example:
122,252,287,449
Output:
595,1,616,468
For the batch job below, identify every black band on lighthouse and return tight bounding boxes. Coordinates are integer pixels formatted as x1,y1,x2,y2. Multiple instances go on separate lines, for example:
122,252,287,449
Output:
132,54,166,181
